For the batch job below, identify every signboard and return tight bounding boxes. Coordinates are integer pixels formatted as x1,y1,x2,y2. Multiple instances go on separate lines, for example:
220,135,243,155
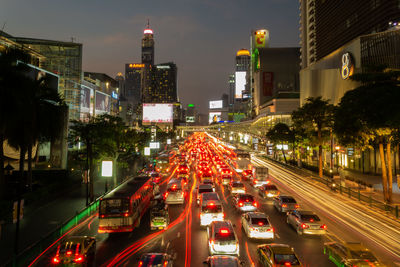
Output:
235,71,246,99
262,72,274,96
209,100,223,109
142,103,173,123
188,104,194,108
101,160,113,177
186,116,195,123
347,148,354,156
95,91,111,114
167,139,171,145
144,147,151,156
209,112,222,124
128,63,145,68
341,52,354,80
149,142,160,149
253,29,269,49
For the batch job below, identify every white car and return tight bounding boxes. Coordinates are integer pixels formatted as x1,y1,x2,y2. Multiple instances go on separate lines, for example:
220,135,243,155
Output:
208,221,239,256
241,212,274,239
287,210,327,235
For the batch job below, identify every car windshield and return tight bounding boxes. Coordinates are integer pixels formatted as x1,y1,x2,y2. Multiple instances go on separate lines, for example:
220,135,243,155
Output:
274,254,300,265
239,195,254,202
251,218,269,226
141,255,164,265
349,250,378,261
281,197,296,203
264,185,278,190
199,188,213,194
151,212,165,217
100,199,129,215
202,204,222,213
232,183,244,187
301,214,320,222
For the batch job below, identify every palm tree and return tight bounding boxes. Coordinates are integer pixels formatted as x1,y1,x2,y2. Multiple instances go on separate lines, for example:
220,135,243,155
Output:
0,48,31,198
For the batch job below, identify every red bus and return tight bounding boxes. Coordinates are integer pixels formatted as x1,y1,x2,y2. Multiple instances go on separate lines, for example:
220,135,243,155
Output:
98,176,153,233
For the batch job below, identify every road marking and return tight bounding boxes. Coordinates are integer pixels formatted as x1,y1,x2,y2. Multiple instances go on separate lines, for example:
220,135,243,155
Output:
177,232,181,238
275,233,280,239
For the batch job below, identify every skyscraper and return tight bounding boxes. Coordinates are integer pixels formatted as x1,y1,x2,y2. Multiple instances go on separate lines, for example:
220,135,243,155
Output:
141,22,156,104
300,0,400,68
142,21,155,66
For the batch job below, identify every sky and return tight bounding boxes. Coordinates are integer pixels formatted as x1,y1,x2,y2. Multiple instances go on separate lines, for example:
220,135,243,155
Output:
1,0,300,113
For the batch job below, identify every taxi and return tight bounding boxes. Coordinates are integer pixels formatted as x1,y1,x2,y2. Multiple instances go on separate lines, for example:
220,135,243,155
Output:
257,243,302,267
52,236,96,266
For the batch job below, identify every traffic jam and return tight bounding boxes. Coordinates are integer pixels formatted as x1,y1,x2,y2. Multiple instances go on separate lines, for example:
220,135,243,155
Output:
36,132,386,267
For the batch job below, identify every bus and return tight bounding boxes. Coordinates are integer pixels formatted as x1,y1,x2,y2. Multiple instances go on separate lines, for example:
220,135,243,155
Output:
98,176,154,233
235,150,252,173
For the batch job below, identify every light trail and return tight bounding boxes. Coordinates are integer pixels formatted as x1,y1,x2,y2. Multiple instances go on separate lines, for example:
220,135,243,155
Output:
245,241,255,267
252,156,400,261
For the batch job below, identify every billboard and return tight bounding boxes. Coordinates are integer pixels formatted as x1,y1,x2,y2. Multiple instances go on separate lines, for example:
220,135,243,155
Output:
142,103,173,123
22,63,59,92
95,91,111,114
252,29,269,49
235,71,246,99
209,112,221,124
209,100,223,109
186,116,195,123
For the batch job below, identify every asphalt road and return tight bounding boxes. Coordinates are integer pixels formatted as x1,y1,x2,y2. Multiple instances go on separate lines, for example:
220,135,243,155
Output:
30,137,400,267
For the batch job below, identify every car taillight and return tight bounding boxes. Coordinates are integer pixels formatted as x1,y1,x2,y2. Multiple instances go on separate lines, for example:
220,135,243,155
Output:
321,224,327,230
238,202,244,207
267,227,274,232
124,212,129,217
301,223,309,229
163,260,168,267
253,201,258,207
138,260,143,267
284,263,291,267
74,256,84,263
164,192,169,199
66,251,72,255
100,214,105,218
52,257,60,264
295,204,299,209
282,204,287,208
249,227,255,231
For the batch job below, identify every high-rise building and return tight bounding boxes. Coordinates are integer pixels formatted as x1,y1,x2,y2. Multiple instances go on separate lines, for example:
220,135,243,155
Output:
141,22,156,104
228,74,235,106
300,0,400,68
125,63,144,108
9,36,82,121
154,62,178,103
142,21,155,66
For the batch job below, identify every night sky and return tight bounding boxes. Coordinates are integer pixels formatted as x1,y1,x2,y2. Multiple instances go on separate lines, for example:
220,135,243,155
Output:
1,0,299,113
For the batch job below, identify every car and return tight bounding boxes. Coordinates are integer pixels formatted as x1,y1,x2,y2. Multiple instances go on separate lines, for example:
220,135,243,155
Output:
165,179,185,204
257,243,302,267
177,164,190,175
203,255,242,266
241,212,274,239
197,184,215,204
258,184,280,198
228,181,246,195
324,242,386,267
199,166,213,177
220,169,232,185
150,172,161,184
200,198,224,226
138,253,173,267
52,236,96,266
233,194,258,212
287,210,327,235
208,220,240,256
273,195,299,213
241,170,253,181
150,207,169,230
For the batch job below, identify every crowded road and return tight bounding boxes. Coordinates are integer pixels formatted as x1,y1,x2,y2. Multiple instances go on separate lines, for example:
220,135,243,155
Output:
31,132,399,266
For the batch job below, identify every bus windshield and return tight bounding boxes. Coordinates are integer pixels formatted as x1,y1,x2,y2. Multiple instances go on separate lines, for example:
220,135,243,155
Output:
100,199,129,215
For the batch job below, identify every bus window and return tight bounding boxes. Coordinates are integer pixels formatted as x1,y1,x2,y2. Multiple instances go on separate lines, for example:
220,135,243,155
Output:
100,199,129,215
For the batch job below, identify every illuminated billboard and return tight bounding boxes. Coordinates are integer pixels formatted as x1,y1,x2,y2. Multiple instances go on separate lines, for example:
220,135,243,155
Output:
235,71,246,99
252,29,269,49
209,100,223,109
209,112,222,124
142,103,173,123
95,91,111,114
186,116,195,123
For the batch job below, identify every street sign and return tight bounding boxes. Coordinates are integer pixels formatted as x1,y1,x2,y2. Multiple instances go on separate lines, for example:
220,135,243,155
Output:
167,139,171,145
144,147,151,156
149,142,160,149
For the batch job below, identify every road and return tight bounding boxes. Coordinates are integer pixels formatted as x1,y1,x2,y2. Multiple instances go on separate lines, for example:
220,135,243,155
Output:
29,134,400,267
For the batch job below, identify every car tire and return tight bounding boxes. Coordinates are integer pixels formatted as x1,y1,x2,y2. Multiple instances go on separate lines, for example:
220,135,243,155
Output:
297,227,303,235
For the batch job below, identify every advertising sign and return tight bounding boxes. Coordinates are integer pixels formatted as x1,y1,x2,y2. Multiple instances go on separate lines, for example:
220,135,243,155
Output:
263,72,274,96
209,100,223,109
80,86,91,110
95,91,110,114
253,29,269,49
142,103,173,123
235,71,246,99
186,116,195,123
22,62,59,92
101,160,113,177
149,142,160,149
209,112,221,124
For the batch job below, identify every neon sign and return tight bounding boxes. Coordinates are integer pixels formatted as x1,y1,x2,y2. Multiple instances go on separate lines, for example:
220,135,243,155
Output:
341,52,354,80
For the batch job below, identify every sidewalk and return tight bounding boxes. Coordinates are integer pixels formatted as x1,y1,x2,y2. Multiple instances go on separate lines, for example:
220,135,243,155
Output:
0,178,106,265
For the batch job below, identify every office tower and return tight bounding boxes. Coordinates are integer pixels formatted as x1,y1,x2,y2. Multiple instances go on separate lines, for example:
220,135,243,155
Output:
228,74,235,106
142,21,155,66
300,0,400,68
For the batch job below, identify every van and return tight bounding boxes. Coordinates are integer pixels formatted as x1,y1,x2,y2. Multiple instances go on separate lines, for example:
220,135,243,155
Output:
252,167,269,187
165,179,184,204
200,192,224,226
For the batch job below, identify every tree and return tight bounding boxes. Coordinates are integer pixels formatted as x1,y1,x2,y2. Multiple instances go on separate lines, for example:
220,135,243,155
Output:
335,65,400,203
292,97,335,178
266,123,294,164
0,48,31,198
